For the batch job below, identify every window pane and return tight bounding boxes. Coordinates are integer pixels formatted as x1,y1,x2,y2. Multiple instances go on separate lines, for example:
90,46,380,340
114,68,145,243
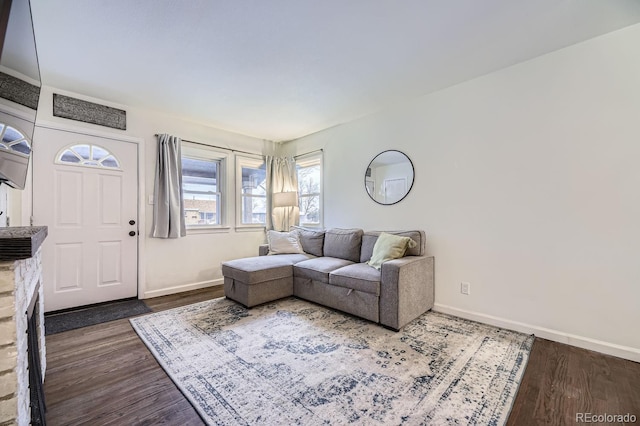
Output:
298,164,320,196
297,156,322,226
101,155,119,168
241,164,266,196
3,126,23,143
182,156,220,226
184,193,219,225
182,157,218,192
92,145,109,161
241,195,266,224
299,195,320,224
60,150,81,163
10,140,30,155
72,144,91,160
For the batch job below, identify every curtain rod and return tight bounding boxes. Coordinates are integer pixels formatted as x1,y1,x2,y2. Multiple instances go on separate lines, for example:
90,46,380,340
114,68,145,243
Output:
154,134,323,159
294,148,323,159
154,134,261,157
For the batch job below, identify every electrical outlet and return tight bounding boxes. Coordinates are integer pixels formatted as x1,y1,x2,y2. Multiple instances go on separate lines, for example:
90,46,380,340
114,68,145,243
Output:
460,282,471,295
148,195,154,205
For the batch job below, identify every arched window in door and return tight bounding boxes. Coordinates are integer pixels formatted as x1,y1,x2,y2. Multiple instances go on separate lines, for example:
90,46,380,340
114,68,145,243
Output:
0,124,31,155
56,144,121,169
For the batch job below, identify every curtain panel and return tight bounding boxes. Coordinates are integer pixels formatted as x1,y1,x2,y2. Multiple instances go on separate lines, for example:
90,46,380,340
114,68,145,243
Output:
152,134,186,238
266,156,299,231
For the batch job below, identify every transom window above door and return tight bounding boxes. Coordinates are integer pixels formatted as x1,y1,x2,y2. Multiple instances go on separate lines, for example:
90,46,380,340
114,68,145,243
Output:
56,144,121,169
0,124,31,155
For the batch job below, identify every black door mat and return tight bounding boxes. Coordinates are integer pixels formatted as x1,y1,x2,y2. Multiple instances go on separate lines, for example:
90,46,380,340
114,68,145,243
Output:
45,299,152,335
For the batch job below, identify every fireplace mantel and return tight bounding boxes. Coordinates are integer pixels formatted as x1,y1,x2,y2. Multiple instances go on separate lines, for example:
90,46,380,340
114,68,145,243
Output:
0,226,48,261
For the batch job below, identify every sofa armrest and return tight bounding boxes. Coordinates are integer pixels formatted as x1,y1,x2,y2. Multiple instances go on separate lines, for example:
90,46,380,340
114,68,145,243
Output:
379,255,434,330
259,244,270,256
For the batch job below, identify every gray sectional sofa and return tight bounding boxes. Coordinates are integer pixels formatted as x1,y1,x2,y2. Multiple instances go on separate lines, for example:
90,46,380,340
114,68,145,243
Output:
221,228,434,330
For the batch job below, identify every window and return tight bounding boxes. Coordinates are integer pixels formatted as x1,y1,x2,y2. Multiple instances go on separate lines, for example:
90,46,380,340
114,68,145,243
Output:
181,143,227,228
296,152,322,227
56,144,120,169
236,156,266,226
0,124,30,155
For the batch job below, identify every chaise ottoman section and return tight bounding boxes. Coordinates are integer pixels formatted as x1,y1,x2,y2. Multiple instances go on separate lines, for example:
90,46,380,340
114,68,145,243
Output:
222,254,311,307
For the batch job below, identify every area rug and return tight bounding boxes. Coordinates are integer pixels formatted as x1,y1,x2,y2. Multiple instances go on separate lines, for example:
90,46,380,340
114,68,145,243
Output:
130,297,533,425
46,299,151,335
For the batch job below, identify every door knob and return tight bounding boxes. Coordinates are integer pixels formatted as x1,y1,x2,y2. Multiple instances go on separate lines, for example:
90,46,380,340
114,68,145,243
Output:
129,231,136,237
129,220,136,225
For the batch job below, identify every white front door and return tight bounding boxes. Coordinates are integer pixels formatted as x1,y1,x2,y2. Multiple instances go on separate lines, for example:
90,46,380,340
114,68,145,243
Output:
33,127,138,312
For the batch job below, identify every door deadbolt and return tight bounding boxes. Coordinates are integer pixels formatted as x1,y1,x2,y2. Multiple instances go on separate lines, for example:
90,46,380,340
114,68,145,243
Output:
129,220,136,225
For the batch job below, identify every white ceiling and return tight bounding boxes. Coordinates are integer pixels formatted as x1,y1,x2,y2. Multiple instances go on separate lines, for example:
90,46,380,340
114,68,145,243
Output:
30,0,640,142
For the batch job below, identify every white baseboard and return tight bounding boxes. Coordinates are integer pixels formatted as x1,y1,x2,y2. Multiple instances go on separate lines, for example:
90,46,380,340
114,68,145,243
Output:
142,279,223,299
433,303,640,363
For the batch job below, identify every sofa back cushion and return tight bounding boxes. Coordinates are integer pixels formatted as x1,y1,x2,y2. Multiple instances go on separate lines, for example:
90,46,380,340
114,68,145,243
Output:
360,230,426,263
323,228,363,262
291,226,325,257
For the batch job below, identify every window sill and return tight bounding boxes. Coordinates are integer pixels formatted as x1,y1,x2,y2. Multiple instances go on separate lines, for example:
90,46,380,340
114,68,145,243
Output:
299,223,323,229
186,226,231,235
235,225,266,232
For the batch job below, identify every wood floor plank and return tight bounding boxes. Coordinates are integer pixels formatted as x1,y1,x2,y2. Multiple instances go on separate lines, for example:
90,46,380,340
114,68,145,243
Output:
45,287,640,425
44,287,222,425
507,338,640,426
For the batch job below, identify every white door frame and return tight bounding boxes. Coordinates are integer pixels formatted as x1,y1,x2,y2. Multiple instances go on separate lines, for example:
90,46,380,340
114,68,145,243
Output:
33,120,147,299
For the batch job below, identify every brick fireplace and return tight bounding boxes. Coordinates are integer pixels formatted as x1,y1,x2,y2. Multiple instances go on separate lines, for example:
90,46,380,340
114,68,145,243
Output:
0,227,47,425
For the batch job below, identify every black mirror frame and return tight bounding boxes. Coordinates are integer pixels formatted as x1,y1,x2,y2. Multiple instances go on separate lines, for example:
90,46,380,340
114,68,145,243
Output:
364,149,415,206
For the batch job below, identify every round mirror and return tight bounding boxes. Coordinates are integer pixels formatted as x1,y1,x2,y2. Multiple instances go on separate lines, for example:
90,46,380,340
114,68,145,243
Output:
365,150,414,205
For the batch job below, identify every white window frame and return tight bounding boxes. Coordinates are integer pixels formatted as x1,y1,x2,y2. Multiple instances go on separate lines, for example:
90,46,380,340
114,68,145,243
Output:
235,154,266,230
296,151,323,228
181,142,230,233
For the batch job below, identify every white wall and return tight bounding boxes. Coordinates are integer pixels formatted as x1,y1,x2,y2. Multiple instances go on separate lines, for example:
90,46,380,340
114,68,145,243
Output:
28,86,270,298
289,24,640,359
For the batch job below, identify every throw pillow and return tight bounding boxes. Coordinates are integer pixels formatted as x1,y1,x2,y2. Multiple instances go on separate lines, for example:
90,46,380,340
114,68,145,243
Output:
290,226,325,257
323,228,364,262
367,232,417,270
266,230,304,255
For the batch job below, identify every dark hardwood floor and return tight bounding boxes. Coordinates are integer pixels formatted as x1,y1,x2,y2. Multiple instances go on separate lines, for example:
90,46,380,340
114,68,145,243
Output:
508,338,640,426
43,288,218,425
44,287,640,425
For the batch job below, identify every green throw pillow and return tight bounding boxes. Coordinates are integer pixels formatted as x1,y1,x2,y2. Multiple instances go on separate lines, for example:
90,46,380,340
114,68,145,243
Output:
367,232,417,270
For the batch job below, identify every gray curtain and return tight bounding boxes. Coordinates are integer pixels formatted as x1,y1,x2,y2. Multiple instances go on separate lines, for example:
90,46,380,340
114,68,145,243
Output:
152,134,186,238
266,156,299,231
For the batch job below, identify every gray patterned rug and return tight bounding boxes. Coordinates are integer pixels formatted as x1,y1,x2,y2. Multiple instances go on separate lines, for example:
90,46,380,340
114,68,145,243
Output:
130,297,533,425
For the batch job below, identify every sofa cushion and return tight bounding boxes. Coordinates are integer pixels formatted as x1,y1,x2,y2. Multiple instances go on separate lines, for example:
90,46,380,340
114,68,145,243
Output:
323,228,363,262
294,257,354,283
329,263,380,296
222,254,311,284
360,230,425,263
267,230,304,254
291,226,325,257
